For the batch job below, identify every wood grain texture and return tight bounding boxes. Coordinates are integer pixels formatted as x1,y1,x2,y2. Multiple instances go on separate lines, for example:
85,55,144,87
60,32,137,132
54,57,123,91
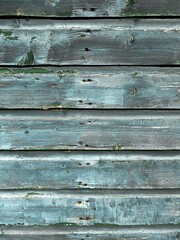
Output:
0,226,179,240
0,190,179,226
0,19,180,65
0,151,179,190
0,0,180,17
0,67,180,109
0,110,180,150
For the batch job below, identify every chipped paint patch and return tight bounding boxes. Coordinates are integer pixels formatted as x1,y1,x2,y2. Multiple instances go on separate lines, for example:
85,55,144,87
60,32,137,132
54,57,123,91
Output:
113,144,122,151
0,30,18,41
17,50,35,66
16,8,24,16
30,37,36,43
25,192,43,198
46,0,59,7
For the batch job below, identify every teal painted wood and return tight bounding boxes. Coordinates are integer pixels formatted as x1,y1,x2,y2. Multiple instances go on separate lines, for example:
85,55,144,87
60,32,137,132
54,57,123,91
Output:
0,151,179,189
0,190,179,226
0,226,179,240
0,0,179,17
0,110,179,150
0,19,180,65
0,67,180,109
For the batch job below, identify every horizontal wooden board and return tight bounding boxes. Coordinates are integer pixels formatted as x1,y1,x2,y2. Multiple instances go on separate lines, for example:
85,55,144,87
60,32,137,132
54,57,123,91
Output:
0,151,179,189
0,67,180,109
0,190,179,226
0,110,179,150
0,226,179,240
0,0,180,17
0,19,180,65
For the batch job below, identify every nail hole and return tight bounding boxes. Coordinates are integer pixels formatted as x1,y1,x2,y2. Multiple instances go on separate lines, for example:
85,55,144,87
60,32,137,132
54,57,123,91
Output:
129,35,135,43
86,163,90,165
82,8,88,11
78,163,82,166
82,79,92,82
129,87,137,95
84,48,91,51
88,103,92,105
77,201,82,204
24,130,29,134
90,8,96,11
86,29,92,33
79,216,91,220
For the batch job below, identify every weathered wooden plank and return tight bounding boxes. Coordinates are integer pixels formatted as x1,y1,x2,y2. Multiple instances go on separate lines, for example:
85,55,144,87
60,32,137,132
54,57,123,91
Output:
0,67,180,109
0,110,179,150
0,0,180,17
0,19,180,65
0,226,179,240
0,151,179,189
0,190,179,226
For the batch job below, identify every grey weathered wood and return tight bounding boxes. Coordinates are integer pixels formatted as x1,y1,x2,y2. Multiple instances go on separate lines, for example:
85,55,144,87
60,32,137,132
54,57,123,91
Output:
0,110,180,150
0,19,180,65
0,190,179,226
0,151,179,189
0,67,180,109
0,226,179,240
0,0,180,17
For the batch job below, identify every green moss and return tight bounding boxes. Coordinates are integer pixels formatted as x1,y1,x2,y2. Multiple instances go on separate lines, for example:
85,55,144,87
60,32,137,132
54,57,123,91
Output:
22,68,53,74
122,11,138,16
94,223,122,227
50,222,78,227
25,192,43,198
0,68,12,74
0,68,53,75
30,37,36,43
58,11,72,17
60,69,77,76
0,30,19,41
17,50,35,66
127,0,134,5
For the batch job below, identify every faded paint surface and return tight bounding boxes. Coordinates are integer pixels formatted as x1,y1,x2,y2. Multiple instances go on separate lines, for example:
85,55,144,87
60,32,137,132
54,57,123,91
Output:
0,226,179,240
0,190,179,226
0,0,179,17
0,1,179,238
0,67,180,109
0,19,180,65
0,110,179,150
0,151,179,189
